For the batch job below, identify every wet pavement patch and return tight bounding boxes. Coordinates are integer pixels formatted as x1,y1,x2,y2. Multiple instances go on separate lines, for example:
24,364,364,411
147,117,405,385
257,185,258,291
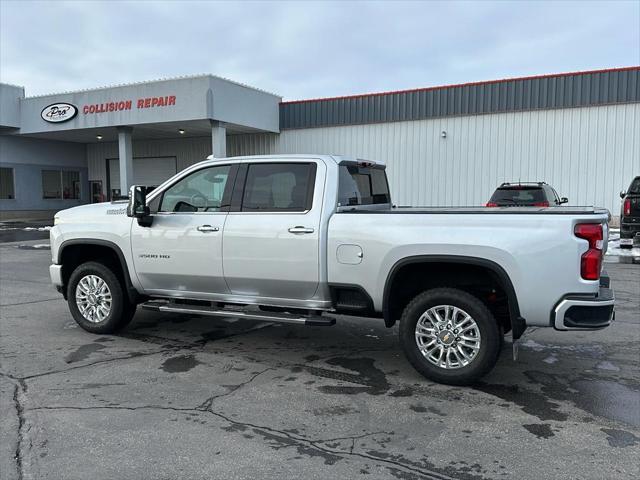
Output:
366,450,489,480
523,423,554,439
388,386,415,397
310,357,390,395
571,380,640,428
312,405,358,416
200,320,270,343
523,370,640,428
161,354,201,373
474,382,568,421
250,428,342,466
600,428,640,448
65,341,108,363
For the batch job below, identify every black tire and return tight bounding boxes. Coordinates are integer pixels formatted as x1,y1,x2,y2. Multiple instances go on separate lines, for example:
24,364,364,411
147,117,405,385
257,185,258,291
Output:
67,261,136,334
399,288,501,386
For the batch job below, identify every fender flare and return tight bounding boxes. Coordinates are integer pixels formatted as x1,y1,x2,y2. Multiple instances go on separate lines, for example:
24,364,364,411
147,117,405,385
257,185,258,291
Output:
382,255,525,338
58,239,142,304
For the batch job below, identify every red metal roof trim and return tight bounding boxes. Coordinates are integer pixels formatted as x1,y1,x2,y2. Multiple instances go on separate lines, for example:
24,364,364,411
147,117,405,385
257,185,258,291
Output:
280,66,640,105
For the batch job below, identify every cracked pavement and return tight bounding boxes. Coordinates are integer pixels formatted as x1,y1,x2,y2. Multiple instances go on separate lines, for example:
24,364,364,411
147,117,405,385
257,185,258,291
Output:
0,242,639,479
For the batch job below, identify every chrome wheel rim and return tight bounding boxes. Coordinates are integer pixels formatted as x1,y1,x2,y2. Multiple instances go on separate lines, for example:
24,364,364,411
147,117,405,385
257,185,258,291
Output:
415,305,481,370
75,275,112,323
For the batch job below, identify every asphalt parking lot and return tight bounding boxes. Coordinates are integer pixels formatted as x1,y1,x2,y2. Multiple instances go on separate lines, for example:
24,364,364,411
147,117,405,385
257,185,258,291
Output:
1,241,638,480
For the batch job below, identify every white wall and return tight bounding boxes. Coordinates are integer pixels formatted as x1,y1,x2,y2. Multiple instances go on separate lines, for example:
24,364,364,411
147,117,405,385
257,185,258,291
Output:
87,136,211,193
228,103,640,216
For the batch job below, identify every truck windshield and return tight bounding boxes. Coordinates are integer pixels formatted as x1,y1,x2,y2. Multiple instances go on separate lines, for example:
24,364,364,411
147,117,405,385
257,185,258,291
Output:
338,165,391,206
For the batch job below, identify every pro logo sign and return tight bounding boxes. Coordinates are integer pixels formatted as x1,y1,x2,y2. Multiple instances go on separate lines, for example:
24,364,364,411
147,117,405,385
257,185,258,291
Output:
41,103,78,123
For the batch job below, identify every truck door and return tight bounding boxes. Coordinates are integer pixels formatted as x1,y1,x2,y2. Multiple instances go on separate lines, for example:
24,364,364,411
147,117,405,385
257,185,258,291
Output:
130,163,236,295
222,160,324,300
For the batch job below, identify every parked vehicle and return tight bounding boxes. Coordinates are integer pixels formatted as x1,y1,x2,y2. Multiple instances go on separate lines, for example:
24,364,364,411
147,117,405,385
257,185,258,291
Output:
619,176,640,248
486,182,567,207
49,155,614,385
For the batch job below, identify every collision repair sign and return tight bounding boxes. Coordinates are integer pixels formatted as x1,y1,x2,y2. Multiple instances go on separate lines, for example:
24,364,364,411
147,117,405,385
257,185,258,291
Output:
82,95,176,115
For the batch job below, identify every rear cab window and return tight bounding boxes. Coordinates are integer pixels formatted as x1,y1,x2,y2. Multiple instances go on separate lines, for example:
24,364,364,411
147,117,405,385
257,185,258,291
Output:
338,164,391,209
489,186,546,205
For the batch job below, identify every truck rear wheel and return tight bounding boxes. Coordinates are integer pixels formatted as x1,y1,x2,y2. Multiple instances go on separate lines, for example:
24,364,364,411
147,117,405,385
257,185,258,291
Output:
67,261,136,334
399,288,500,385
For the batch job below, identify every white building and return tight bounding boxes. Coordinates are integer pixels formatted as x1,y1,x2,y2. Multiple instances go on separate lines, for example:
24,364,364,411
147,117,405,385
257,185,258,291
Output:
1,67,638,220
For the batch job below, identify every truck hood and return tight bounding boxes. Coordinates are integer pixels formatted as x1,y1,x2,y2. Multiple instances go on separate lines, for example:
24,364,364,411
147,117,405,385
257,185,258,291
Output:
55,201,129,222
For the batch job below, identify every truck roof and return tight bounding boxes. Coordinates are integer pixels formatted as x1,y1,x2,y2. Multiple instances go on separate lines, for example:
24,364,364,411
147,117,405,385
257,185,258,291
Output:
203,154,385,166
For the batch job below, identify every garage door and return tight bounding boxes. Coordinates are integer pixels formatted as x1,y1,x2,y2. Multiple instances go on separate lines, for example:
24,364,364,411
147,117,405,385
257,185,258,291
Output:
109,157,177,195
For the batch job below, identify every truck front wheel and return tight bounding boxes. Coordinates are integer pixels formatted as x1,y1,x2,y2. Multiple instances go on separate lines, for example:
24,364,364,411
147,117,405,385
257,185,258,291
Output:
399,288,500,385
67,261,136,334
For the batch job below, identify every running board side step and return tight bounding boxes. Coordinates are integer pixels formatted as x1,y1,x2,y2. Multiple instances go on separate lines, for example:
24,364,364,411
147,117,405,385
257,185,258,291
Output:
141,300,336,326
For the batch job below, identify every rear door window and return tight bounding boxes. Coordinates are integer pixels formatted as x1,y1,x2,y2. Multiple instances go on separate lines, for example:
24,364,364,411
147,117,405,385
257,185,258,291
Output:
241,163,316,212
338,165,390,206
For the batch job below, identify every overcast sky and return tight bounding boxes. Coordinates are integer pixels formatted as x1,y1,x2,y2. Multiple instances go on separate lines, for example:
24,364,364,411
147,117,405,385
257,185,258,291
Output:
1,0,638,100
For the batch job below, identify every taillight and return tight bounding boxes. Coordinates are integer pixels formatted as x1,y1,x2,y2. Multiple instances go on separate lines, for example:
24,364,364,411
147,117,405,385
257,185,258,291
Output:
486,202,498,207
623,199,631,216
533,201,550,207
574,223,603,281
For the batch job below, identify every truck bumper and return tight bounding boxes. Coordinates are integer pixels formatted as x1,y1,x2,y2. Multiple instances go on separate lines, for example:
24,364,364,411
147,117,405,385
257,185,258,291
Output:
553,281,615,331
49,264,64,293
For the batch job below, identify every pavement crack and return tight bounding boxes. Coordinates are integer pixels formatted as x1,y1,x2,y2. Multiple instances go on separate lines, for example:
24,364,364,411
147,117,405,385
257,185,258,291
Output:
197,367,275,410
21,349,176,380
315,430,390,444
31,400,455,479
13,379,27,480
1,297,61,307
31,405,196,413
201,407,456,480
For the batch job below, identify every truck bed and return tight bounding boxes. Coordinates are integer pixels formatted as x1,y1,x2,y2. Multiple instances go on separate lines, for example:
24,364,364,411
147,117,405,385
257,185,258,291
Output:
340,206,610,215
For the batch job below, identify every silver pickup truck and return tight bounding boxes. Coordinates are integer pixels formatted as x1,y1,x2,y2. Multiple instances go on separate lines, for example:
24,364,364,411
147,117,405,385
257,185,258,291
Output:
49,155,615,385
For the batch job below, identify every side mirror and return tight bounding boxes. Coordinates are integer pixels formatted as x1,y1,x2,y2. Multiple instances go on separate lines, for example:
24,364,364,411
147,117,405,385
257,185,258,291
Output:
127,185,153,227
620,190,626,199
560,197,568,204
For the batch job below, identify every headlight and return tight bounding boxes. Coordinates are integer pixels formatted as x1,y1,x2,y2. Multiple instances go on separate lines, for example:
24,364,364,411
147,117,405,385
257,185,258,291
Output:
54,216,60,225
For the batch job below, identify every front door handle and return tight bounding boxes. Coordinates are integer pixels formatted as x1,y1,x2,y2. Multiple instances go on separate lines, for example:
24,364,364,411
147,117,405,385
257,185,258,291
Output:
288,226,314,234
197,225,219,232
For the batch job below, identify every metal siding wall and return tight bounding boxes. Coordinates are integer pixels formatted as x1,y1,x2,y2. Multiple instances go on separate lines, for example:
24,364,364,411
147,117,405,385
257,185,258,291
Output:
87,136,212,190
280,68,640,129
228,103,640,216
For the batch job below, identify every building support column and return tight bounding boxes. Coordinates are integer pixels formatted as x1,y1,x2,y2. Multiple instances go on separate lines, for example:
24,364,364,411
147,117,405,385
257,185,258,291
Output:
211,120,226,158
117,126,134,195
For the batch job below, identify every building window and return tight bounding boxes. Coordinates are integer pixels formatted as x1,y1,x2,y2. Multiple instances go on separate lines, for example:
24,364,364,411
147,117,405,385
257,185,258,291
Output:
62,171,81,199
42,170,81,200
0,168,15,199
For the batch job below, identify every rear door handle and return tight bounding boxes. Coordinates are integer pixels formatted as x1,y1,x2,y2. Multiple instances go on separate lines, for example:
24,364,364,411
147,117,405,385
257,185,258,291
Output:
288,226,314,234
197,225,219,232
